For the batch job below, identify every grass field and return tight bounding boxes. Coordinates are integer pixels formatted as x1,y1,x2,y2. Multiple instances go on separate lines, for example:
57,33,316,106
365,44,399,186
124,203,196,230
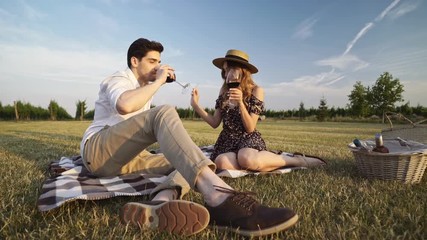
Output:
0,120,426,240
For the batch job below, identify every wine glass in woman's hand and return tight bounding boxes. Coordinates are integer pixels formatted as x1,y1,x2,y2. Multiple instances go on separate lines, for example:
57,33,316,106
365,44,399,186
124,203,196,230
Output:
225,68,241,109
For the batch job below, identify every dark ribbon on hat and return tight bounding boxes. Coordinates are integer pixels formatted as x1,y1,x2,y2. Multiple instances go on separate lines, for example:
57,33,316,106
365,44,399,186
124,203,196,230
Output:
225,54,249,63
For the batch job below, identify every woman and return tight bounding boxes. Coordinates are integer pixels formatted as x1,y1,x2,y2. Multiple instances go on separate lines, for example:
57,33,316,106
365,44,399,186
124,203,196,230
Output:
191,49,326,172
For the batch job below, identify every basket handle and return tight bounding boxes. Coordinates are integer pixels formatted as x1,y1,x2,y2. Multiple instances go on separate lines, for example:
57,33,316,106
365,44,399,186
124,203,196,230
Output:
385,112,415,130
414,119,427,125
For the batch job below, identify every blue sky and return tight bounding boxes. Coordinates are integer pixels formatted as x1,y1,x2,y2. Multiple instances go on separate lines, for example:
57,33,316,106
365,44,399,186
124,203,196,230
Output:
1,0,426,115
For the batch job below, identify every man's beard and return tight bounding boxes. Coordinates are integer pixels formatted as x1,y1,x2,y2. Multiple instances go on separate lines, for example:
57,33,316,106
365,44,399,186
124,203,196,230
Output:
147,74,157,82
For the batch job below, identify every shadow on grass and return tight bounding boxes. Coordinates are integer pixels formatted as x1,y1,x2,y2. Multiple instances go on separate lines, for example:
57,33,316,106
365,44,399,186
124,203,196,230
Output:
9,129,82,144
321,157,375,184
40,195,151,216
0,131,81,163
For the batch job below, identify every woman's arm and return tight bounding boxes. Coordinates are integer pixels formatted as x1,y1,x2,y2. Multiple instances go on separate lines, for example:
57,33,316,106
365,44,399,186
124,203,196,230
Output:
235,86,264,133
191,88,222,128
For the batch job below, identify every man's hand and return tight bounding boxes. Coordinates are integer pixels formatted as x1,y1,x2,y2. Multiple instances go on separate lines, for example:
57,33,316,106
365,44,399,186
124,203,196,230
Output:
155,64,175,84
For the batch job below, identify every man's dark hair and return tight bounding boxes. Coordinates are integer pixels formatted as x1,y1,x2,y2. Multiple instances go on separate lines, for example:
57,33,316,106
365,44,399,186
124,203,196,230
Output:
127,38,164,68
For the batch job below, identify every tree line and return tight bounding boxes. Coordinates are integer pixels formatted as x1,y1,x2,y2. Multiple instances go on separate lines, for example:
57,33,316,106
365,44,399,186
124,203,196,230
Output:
1,72,426,122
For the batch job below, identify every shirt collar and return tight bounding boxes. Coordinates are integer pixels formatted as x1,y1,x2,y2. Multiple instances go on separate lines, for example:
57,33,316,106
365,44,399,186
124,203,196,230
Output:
125,68,140,87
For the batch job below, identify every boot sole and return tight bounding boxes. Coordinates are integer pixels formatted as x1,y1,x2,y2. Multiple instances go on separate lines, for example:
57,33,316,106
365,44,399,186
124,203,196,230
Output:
214,214,299,237
120,200,210,236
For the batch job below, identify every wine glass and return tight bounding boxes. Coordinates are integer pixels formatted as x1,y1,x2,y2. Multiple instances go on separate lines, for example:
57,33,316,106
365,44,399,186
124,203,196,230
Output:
167,76,191,94
225,68,241,109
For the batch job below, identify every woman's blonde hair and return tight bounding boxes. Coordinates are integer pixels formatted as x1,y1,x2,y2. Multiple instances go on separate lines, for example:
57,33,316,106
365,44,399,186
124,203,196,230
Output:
220,61,256,109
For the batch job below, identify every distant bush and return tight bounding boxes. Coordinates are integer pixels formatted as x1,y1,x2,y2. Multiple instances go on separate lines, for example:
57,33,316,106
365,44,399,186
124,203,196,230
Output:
0,101,72,121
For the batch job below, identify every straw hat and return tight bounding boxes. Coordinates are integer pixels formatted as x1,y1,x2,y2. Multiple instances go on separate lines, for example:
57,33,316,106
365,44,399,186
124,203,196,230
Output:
212,49,258,74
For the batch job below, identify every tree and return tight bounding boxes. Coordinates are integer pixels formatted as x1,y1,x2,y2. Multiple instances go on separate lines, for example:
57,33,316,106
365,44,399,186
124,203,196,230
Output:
14,101,19,121
75,100,87,120
396,102,412,116
317,96,328,122
84,109,95,120
329,106,337,118
48,100,59,121
15,101,31,120
298,101,306,121
348,81,369,117
413,104,427,118
57,106,73,120
367,72,404,122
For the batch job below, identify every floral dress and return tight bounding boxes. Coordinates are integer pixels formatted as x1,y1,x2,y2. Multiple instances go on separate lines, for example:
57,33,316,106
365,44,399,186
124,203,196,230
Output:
210,94,267,161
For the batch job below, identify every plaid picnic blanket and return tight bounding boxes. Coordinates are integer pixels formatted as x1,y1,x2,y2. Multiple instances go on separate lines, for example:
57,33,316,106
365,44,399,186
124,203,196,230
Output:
38,145,303,212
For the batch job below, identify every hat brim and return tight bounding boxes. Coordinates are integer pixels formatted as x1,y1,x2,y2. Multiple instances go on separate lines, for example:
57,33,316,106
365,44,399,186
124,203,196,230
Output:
212,57,258,74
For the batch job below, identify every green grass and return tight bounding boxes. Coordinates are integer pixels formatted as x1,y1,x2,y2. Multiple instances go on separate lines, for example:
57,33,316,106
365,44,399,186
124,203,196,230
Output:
0,120,426,240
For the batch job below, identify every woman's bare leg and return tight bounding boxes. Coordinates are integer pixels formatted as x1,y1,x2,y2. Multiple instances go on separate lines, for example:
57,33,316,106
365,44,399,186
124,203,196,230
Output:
215,152,240,170
238,148,324,172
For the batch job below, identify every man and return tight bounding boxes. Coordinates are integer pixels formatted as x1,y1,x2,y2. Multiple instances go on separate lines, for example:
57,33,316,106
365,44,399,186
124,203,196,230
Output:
80,38,299,237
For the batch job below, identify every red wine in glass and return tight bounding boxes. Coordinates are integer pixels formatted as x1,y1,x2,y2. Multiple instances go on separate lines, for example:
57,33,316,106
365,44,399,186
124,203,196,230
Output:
227,82,240,88
226,82,240,109
166,76,175,83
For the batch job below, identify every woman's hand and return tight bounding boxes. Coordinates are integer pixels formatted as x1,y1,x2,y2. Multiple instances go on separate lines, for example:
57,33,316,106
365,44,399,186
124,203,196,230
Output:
228,88,243,105
190,88,200,108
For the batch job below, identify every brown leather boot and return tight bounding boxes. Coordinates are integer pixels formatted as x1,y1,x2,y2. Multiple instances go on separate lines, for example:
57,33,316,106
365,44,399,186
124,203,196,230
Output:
205,186,298,237
120,200,210,236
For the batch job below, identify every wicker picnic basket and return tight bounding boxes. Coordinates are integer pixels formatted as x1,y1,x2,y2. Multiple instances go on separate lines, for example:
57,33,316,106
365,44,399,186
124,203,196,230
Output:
349,139,427,184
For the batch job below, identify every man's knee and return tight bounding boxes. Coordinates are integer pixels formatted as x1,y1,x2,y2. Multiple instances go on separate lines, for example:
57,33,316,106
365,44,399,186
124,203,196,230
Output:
157,104,175,111
157,104,178,116
151,104,179,122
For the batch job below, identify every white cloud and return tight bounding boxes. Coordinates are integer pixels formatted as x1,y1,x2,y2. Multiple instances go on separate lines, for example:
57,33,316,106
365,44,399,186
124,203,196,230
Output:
96,0,152,5
387,0,420,19
22,1,46,20
316,54,369,72
290,0,404,95
0,43,123,114
292,17,318,40
401,80,427,105
368,48,427,78
375,0,401,21
164,46,185,58
0,7,15,19
0,44,122,79
262,77,353,110
90,9,119,32
343,22,374,56
0,22,48,43
263,54,369,109
344,0,407,56
325,76,345,86
287,69,344,87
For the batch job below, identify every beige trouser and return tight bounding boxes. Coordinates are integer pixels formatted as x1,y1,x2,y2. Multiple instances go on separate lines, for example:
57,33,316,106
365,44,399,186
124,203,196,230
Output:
82,105,216,199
